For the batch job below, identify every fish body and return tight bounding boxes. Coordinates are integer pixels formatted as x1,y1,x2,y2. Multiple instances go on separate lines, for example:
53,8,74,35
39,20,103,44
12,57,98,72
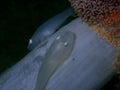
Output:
34,31,76,90
28,8,73,50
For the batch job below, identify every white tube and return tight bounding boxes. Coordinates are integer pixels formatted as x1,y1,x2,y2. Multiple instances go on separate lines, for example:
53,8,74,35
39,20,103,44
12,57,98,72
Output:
0,18,118,90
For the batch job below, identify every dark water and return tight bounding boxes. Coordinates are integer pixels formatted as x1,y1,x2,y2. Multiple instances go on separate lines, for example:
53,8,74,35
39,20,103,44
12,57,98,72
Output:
0,0,119,89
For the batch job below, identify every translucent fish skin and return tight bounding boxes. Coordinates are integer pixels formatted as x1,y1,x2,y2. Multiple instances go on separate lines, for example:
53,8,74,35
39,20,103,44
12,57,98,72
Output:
34,31,76,90
28,8,73,51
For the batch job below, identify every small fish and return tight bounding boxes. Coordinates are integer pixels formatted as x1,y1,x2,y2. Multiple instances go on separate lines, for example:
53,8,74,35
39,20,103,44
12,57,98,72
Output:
28,8,74,51
34,31,76,90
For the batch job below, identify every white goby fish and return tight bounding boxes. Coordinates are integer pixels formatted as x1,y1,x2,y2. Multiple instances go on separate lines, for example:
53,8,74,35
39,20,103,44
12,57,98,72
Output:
28,7,74,51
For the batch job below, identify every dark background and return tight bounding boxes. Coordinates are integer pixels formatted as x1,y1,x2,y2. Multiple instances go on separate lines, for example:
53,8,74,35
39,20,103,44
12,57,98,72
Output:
0,0,119,89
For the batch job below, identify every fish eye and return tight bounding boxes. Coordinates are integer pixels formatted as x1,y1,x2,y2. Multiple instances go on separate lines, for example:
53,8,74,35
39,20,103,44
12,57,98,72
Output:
29,39,33,44
56,36,61,40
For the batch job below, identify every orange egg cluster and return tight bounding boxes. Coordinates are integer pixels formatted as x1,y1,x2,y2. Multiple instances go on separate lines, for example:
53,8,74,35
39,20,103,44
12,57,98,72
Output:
69,0,120,25
69,0,120,71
